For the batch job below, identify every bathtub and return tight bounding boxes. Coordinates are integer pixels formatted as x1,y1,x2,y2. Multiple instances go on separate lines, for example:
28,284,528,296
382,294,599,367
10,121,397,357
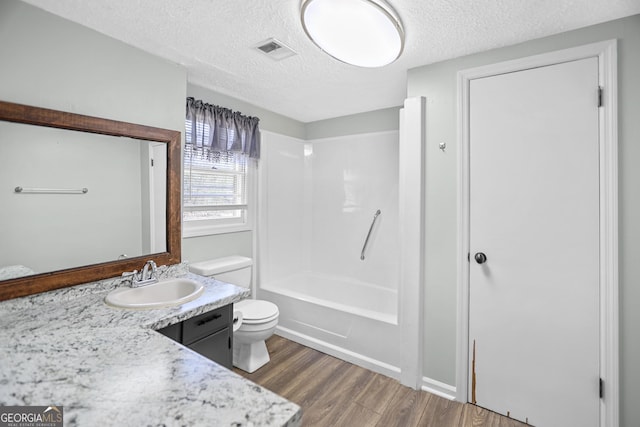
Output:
258,272,401,378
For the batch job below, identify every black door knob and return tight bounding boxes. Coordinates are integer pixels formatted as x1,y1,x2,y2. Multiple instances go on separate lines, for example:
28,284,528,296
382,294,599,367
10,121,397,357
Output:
474,252,487,264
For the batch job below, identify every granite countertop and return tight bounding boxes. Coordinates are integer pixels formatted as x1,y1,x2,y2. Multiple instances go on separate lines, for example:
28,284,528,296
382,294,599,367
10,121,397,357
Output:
0,264,302,427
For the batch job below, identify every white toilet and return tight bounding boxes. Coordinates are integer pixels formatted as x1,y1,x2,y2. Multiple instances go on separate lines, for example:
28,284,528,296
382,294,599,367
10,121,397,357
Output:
188,256,279,373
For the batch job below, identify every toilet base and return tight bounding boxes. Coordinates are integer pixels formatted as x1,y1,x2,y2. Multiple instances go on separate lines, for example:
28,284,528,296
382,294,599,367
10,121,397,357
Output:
233,339,270,373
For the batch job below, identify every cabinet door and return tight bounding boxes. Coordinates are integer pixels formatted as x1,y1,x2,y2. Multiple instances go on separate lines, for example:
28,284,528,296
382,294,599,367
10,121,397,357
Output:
188,328,232,369
182,305,231,345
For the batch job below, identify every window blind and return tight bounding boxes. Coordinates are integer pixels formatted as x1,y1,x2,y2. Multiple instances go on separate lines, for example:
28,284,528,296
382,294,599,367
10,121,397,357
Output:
183,120,247,222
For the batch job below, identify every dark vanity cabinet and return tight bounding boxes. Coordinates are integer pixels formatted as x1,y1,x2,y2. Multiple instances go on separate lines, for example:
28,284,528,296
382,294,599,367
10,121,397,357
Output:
157,304,233,369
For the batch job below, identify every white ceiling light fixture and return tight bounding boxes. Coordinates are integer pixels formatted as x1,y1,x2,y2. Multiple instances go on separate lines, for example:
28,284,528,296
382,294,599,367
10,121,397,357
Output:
300,0,405,68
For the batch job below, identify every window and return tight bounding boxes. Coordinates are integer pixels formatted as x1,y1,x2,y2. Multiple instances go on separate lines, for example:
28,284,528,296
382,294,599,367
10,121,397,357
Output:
183,118,253,237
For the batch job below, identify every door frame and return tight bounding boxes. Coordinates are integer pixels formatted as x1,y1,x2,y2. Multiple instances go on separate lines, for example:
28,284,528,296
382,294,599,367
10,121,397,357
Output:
455,40,618,427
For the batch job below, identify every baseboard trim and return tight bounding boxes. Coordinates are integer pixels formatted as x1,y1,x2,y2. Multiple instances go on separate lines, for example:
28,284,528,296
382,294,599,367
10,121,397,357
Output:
421,376,457,400
275,326,401,380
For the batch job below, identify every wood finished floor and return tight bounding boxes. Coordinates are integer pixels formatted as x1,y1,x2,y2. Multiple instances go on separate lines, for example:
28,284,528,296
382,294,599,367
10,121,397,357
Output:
233,335,528,427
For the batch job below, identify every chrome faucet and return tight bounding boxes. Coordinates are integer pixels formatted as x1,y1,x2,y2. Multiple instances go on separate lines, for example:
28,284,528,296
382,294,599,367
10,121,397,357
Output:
122,260,159,287
141,260,158,282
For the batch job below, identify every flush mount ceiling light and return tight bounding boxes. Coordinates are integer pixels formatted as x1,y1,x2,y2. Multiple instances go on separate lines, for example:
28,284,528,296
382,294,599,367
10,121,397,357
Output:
300,0,405,68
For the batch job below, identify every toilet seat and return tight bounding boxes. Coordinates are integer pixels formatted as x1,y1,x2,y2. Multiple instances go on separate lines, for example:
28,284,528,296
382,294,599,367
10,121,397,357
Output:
235,299,279,324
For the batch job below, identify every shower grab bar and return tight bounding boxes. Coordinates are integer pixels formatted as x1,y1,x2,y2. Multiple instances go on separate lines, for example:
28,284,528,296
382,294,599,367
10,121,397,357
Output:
360,209,381,261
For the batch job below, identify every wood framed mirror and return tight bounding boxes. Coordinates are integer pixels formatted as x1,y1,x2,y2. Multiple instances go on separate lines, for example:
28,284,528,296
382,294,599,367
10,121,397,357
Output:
0,100,181,301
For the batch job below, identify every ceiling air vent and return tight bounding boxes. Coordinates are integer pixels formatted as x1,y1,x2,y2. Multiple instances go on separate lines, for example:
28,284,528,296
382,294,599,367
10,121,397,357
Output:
254,38,297,61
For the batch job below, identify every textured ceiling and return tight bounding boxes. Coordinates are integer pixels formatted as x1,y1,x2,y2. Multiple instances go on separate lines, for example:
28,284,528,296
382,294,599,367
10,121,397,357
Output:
21,0,640,122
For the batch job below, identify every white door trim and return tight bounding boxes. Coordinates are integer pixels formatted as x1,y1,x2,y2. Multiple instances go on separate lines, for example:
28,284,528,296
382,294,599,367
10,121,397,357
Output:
455,40,618,427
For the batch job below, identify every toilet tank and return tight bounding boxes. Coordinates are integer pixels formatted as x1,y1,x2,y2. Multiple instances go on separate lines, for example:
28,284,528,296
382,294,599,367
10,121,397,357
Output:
189,256,253,288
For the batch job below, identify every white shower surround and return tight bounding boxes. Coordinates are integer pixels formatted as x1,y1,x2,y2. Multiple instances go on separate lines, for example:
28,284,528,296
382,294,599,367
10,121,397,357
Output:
257,130,401,376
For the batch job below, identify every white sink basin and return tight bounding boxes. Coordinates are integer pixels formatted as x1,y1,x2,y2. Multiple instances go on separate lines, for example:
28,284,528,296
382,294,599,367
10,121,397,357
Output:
105,278,204,309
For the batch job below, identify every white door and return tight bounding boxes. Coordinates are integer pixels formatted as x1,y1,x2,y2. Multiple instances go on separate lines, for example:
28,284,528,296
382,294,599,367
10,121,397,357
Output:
469,57,600,426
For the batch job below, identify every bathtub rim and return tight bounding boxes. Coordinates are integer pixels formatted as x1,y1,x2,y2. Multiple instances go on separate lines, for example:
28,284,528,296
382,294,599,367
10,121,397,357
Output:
259,278,398,326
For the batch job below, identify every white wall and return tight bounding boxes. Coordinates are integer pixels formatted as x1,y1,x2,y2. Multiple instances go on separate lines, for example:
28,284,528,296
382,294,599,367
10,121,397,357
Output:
407,14,640,427
0,2,185,130
306,107,401,139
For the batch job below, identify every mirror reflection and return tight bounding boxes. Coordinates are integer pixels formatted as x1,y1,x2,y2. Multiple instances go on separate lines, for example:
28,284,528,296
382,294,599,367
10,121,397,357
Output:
0,121,167,280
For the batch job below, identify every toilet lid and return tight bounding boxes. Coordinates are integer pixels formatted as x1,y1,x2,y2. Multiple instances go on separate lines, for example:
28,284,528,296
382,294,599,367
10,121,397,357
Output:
236,299,279,322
